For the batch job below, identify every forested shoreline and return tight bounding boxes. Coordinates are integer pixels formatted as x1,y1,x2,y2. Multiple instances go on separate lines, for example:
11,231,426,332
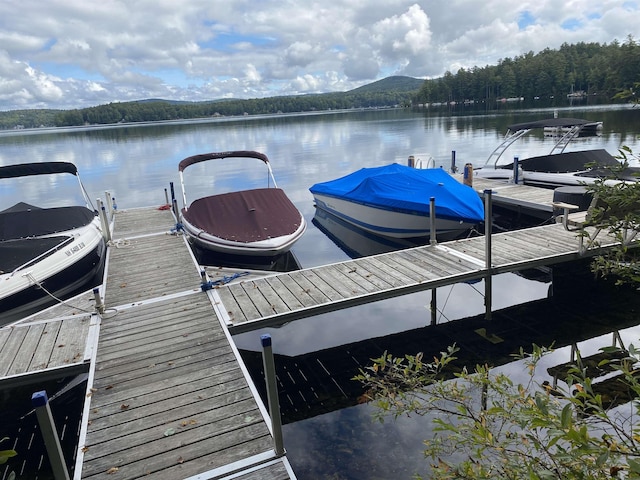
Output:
1,37,638,130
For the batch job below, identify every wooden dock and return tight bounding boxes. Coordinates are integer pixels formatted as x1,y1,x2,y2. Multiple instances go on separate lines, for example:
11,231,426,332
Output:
212,221,622,334
76,207,295,480
0,313,97,389
0,176,635,480
459,175,559,218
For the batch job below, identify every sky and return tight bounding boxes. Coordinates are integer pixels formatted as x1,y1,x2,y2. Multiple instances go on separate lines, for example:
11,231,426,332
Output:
1,0,639,111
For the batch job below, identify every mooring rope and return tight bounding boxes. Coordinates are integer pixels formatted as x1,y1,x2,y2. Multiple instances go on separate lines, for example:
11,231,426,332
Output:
24,272,117,318
25,272,95,315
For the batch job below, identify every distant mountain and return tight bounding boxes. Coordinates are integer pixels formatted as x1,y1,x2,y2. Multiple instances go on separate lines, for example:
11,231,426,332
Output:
347,76,424,94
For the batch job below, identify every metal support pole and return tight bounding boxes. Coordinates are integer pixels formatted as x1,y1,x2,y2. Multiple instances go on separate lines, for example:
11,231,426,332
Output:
32,391,70,480
484,190,493,322
101,205,112,243
170,182,176,207
512,156,520,184
260,334,285,457
93,287,105,314
164,187,169,206
172,198,180,222
104,191,113,219
430,289,437,326
96,199,112,243
450,150,457,173
429,197,437,245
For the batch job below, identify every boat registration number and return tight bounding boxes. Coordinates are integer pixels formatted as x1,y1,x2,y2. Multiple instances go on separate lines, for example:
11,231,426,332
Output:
65,241,86,256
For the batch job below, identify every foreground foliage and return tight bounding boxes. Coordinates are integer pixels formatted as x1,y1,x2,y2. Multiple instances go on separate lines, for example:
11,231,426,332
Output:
356,344,640,479
584,147,640,284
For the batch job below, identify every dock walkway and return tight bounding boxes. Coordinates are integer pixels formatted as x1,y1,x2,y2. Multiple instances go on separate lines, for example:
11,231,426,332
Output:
76,207,295,480
213,221,621,334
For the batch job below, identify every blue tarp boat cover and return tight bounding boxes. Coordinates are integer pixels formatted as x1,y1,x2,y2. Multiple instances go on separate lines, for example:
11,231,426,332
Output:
310,163,484,222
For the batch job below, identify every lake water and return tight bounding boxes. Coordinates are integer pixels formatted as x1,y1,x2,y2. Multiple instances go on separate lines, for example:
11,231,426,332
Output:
2,104,640,479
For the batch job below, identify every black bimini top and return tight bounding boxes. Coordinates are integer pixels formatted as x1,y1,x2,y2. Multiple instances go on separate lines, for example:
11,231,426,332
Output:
179,151,269,172
0,162,78,179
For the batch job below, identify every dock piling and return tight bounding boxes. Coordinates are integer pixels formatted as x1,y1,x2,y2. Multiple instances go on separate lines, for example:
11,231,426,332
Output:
97,199,112,243
93,287,105,314
31,391,70,480
484,189,493,323
261,334,285,457
429,197,437,245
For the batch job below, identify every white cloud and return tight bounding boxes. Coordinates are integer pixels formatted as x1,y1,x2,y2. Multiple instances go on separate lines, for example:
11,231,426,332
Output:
0,0,638,110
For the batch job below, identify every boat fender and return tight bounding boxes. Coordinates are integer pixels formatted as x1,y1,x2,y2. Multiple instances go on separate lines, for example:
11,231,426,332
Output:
463,163,473,186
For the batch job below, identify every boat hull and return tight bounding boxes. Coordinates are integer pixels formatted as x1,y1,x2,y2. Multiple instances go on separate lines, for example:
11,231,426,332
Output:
474,168,634,189
312,193,476,239
178,152,307,258
182,216,306,256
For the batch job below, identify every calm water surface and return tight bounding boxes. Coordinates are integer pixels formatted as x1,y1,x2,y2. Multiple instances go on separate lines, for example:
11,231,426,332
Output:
2,105,640,479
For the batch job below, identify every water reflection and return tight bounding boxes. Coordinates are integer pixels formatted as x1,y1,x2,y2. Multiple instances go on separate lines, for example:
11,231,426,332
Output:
311,207,428,258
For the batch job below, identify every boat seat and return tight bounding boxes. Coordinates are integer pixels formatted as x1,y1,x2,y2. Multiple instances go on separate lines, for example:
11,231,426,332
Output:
554,194,639,254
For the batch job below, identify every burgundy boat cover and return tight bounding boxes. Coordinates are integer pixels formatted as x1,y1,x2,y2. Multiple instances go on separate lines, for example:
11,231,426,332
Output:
182,188,303,243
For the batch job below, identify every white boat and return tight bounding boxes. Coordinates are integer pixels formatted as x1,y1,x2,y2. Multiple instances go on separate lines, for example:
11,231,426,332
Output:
309,163,485,240
0,162,107,323
178,150,306,256
474,118,640,189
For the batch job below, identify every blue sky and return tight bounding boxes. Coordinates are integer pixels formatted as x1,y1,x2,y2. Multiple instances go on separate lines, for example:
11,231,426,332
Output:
0,0,638,111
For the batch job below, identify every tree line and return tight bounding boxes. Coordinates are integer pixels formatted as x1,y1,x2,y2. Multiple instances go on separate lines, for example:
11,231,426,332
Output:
0,36,638,130
414,36,640,105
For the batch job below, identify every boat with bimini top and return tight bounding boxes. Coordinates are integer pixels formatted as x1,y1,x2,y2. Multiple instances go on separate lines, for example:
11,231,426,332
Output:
474,117,640,188
0,162,106,323
178,150,306,257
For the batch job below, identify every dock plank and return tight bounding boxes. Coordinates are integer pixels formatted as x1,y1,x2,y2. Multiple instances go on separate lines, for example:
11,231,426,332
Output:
264,276,306,310
104,234,200,307
4,323,45,376
0,315,93,386
110,207,175,238
0,327,28,376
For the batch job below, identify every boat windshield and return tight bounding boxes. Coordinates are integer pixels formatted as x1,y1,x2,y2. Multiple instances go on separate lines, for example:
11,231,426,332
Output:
0,172,88,212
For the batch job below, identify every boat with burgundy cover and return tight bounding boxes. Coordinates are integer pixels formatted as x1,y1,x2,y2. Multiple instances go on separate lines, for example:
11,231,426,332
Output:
178,150,306,256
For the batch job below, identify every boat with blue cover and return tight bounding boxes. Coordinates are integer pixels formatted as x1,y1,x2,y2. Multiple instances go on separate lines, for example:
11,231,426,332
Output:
309,163,484,239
